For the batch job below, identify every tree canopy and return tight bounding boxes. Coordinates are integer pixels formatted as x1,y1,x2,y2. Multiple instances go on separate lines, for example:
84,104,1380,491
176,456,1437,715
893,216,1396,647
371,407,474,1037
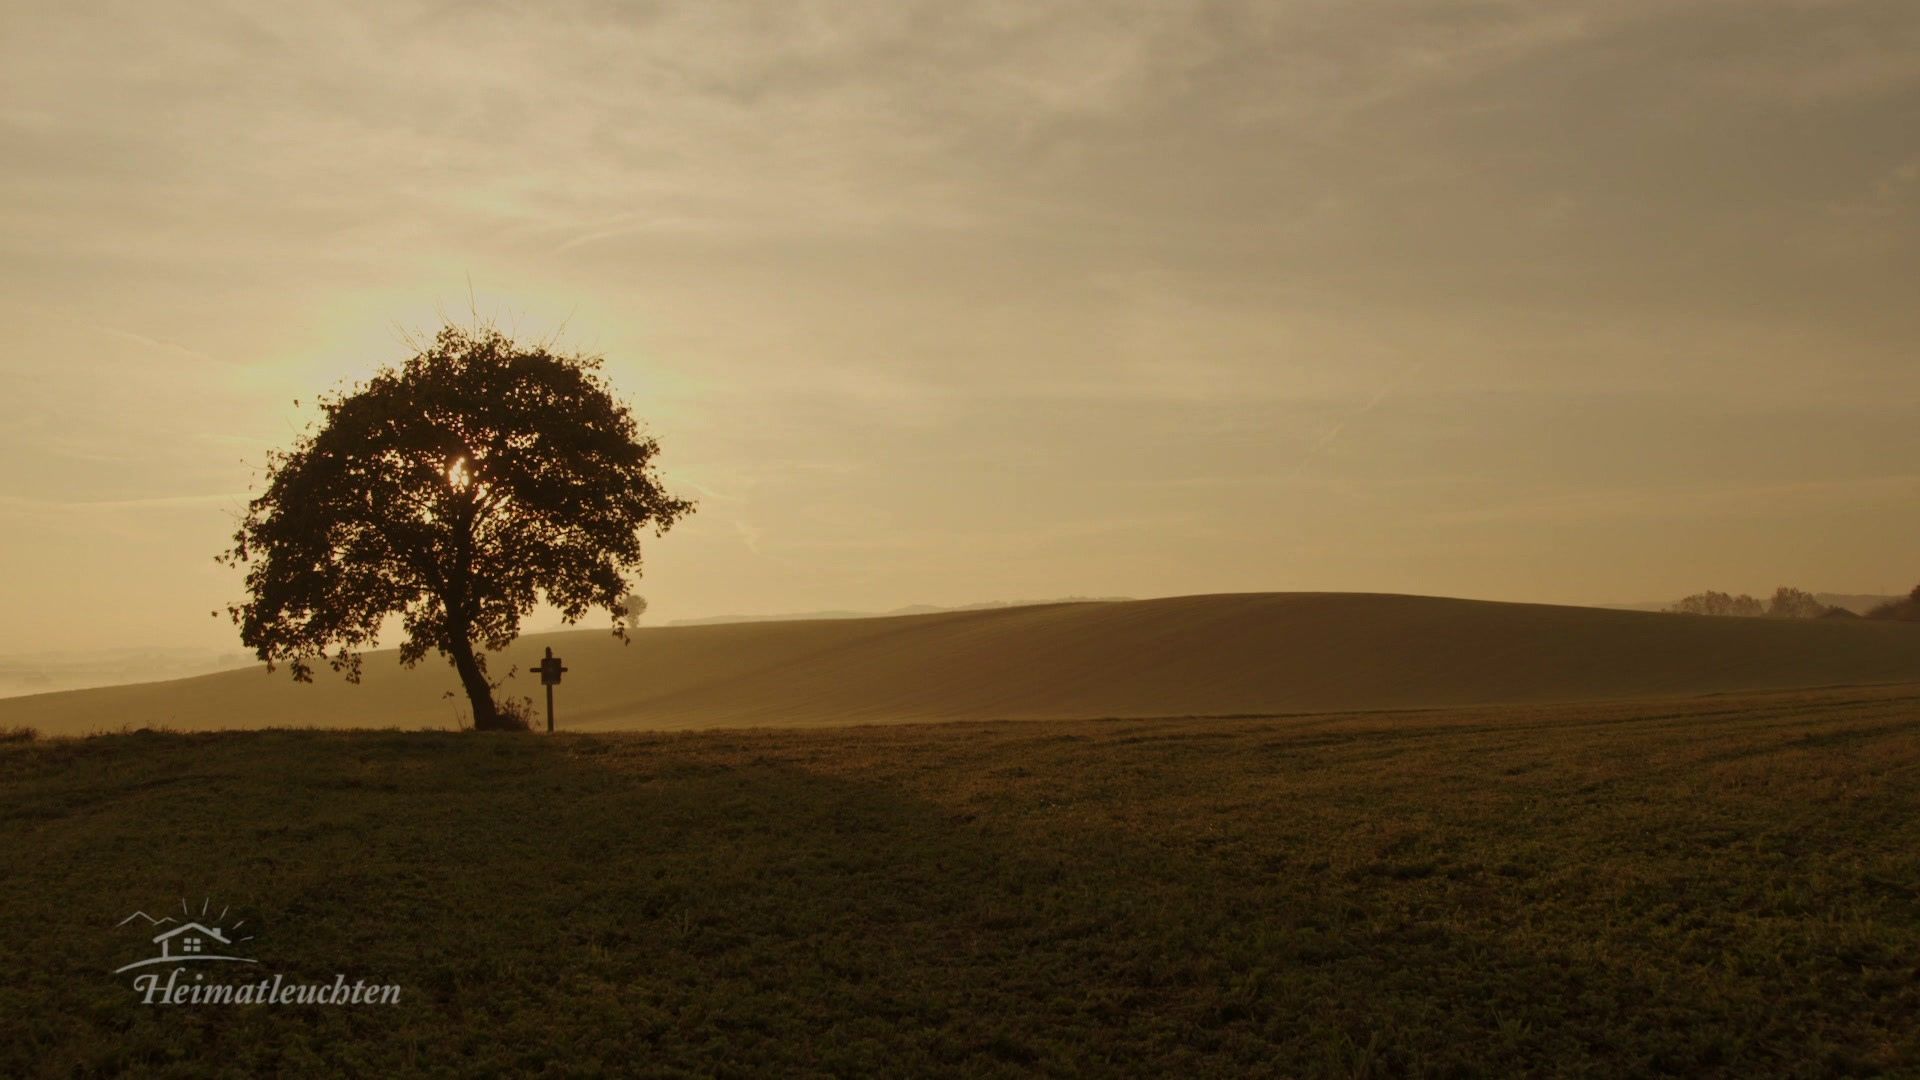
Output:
1669,590,1765,618
1668,586,1841,619
1765,587,1828,620
220,325,693,729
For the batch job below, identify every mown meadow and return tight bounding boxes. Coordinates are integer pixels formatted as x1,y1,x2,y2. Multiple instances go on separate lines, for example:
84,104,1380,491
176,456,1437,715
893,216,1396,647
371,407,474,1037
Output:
3,685,1918,1077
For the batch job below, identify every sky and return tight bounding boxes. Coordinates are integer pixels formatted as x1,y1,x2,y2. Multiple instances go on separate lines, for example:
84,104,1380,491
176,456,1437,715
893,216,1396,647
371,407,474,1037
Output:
1,0,1918,655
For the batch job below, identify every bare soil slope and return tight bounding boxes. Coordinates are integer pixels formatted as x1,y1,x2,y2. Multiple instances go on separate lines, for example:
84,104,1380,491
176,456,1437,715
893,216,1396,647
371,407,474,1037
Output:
9,593,1920,736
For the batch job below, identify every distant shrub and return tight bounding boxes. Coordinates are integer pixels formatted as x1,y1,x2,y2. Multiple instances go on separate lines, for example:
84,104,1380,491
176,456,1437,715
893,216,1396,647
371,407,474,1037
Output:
1766,587,1829,619
1866,584,1920,622
0,727,38,742
618,592,648,630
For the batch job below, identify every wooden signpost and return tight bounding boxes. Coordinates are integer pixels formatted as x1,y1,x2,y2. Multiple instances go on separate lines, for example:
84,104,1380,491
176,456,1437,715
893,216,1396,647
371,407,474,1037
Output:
538,646,568,733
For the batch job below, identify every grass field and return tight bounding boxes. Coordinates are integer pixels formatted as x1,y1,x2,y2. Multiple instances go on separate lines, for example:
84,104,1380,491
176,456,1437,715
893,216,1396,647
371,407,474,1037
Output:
4,685,1919,1077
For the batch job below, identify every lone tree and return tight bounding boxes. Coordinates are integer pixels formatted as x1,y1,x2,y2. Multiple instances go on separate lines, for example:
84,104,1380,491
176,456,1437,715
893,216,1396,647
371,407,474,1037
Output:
617,591,648,628
220,325,693,729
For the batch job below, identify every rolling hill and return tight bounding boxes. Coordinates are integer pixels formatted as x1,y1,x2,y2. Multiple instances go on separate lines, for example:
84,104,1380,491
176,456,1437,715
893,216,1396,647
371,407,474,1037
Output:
7,592,1920,737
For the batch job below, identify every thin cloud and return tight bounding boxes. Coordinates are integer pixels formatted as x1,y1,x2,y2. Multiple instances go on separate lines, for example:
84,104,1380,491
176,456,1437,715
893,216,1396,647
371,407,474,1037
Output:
0,492,249,512
1428,475,1920,527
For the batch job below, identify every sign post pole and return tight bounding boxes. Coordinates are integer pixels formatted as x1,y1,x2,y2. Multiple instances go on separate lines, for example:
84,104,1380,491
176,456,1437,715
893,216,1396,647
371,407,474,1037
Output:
539,646,567,733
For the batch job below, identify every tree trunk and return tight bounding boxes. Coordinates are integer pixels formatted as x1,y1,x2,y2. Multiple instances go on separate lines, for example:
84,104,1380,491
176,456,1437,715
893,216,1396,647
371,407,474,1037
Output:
445,633,504,730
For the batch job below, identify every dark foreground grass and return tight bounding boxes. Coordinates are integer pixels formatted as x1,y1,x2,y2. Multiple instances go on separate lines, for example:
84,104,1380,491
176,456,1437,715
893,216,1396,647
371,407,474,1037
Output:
3,687,1919,1078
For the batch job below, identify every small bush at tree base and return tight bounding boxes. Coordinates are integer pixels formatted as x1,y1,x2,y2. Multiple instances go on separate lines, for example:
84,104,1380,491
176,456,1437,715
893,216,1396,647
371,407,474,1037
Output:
493,698,535,731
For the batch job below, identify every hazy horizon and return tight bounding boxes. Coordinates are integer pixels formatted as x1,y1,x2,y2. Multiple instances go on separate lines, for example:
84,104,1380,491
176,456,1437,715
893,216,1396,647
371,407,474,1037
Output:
4,1,1918,655
2,585,1906,703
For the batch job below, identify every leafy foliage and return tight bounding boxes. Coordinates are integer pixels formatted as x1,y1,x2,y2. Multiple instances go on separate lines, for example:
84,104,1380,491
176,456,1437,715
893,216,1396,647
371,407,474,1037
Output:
616,591,648,632
1765,586,1830,619
220,325,692,728
1670,586,1840,619
1668,590,1765,617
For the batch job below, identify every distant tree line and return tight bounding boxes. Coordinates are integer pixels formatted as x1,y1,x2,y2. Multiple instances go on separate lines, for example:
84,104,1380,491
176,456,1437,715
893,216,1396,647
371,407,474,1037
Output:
1668,587,1839,619
1668,583,1920,621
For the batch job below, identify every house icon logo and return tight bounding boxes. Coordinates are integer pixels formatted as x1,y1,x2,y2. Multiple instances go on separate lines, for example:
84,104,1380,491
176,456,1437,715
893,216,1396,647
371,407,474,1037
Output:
112,895,402,1005
113,899,258,974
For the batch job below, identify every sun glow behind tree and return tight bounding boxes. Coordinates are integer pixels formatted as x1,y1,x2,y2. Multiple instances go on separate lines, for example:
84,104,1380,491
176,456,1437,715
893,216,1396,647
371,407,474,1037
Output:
221,324,693,729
